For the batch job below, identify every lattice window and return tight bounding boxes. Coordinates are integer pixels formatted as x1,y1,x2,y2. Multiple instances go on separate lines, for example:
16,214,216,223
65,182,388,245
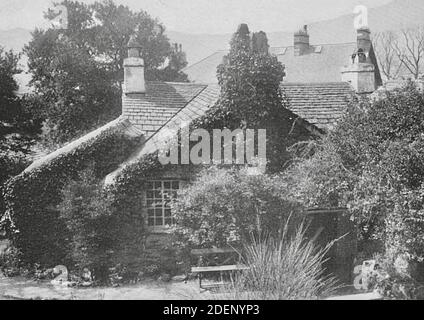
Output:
146,180,181,227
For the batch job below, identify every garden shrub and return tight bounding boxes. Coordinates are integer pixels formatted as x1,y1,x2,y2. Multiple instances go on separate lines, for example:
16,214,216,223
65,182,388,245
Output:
58,166,119,282
172,166,305,248
384,187,424,268
369,254,424,300
219,223,338,300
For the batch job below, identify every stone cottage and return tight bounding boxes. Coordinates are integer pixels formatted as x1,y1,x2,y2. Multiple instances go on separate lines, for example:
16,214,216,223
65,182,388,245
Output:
6,25,382,282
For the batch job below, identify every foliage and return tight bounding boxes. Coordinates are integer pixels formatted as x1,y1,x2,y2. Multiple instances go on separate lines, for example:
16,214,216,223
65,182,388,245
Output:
191,24,314,173
149,44,189,82
220,223,338,300
368,254,424,300
0,46,41,224
58,167,117,282
287,82,424,275
0,246,24,277
25,0,188,145
172,166,304,248
384,188,424,262
2,123,142,266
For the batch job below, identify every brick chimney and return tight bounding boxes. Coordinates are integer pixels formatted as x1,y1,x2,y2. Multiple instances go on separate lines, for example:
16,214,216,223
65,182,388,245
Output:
341,27,376,94
294,25,310,56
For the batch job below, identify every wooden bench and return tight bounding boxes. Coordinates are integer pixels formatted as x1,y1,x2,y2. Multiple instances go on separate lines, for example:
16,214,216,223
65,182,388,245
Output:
190,247,249,291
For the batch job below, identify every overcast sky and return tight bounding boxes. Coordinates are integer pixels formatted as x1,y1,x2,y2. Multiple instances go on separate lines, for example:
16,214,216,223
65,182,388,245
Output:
0,0,393,34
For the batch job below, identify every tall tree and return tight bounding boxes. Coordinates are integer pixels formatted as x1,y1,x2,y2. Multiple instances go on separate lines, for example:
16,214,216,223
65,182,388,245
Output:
394,27,424,80
373,31,403,81
0,47,41,221
195,24,313,173
25,0,189,146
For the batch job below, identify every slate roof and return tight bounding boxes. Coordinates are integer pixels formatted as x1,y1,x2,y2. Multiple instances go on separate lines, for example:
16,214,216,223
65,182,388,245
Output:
25,76,353,181
27,79,353,177
281,82,354,131
25,82,221,181
105,84,221,183
122,81,207,137
183,43,357,84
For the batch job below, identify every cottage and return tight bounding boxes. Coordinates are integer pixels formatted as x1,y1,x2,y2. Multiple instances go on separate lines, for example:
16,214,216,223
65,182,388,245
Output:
6,24,381,282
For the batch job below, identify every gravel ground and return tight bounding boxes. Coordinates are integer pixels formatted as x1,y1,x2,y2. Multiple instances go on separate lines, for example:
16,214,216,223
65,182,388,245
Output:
0,273,212,300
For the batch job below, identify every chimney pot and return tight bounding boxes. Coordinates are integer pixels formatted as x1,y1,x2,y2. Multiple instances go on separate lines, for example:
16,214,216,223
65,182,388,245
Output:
341,28,376,93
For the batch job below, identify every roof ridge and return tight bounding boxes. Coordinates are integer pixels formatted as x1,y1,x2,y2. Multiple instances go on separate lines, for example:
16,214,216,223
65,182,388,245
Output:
282,82,352,86
271,42,356,49
146,80,206,87
182,50,226,71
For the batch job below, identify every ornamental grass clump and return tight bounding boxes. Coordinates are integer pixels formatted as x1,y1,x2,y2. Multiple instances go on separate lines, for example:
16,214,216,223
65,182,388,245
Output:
220,223,339,300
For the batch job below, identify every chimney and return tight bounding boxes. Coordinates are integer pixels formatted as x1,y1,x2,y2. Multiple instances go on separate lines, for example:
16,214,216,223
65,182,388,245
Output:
123,34,145,96
357,27,372,55
341,28,376,94
294,25,310,56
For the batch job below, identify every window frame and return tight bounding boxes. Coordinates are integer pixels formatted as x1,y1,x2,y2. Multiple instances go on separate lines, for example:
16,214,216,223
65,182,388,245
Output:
144,179,182,232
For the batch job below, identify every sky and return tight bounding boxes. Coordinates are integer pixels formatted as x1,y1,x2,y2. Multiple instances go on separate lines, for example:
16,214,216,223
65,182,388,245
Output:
0,0,393,34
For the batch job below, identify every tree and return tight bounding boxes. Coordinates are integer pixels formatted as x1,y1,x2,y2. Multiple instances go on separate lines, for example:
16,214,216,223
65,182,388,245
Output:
193,24,313,173
25,0,189,146
0,47,41,221
373,27,424,81
373,31,403,80
394,27,424,80
149,43,189,82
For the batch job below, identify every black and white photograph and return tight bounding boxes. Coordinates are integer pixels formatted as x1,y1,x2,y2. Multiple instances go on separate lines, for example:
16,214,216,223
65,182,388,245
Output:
1,0,424,304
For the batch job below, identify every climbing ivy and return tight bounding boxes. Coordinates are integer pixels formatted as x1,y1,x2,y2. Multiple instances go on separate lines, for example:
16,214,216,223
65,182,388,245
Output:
2,122,142,266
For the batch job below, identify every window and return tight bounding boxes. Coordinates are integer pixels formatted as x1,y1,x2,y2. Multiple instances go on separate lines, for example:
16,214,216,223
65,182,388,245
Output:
146,180,181,227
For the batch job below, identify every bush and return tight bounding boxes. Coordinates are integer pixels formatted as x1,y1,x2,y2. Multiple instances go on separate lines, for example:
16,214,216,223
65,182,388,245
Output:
384,187,424,264
172,166,304,248
57,167,117,283
58,165,154,284
220,223,338,300
370,254,424,300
